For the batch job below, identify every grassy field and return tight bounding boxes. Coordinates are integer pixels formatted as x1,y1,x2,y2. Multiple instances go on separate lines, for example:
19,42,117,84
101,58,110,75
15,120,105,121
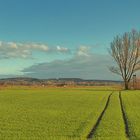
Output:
121,90,140,140
93,92,126,140
0,87,139,139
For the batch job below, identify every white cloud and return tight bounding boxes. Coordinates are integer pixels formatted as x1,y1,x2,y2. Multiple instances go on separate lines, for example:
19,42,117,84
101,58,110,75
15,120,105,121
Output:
56,45,69,53
0,41,69,59
77,46,91,57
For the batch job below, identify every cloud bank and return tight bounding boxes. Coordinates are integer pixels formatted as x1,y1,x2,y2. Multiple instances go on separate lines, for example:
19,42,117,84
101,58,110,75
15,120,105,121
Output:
23,46,119,80
0,41,70,59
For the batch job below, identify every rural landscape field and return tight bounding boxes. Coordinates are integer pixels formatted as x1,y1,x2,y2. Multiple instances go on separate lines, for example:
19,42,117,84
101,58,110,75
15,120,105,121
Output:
0,0,140,140
0,87,139,139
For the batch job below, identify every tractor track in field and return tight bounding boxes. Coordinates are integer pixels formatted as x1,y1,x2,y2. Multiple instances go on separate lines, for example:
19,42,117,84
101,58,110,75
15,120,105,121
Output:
119,91,130,138
87,92,113,139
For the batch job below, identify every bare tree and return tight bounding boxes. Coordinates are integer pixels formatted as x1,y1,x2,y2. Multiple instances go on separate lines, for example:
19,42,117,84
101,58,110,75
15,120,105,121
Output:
109,30,140,89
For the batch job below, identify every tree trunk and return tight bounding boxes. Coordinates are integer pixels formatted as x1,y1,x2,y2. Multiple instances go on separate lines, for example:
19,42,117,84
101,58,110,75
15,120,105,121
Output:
124,80,129,90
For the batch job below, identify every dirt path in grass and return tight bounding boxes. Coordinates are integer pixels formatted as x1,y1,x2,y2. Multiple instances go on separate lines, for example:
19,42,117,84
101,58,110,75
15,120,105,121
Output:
119,91,130,138
87,92,113,139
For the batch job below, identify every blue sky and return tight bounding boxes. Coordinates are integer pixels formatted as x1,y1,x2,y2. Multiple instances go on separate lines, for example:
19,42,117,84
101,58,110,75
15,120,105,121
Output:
0,0,140,80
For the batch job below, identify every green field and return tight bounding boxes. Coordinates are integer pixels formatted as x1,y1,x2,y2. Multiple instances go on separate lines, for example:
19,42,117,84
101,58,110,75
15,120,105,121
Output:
0,88,139,139
93,92,126,140
121,91,140,140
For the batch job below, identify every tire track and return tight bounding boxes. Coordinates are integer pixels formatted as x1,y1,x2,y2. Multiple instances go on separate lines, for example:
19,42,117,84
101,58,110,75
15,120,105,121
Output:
119,91,130,138
87,92,113,139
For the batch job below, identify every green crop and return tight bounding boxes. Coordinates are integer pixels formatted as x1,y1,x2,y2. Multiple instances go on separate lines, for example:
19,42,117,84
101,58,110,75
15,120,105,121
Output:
0,88,109,139
92,92,127,140
121,90,140,140
0,88,139,139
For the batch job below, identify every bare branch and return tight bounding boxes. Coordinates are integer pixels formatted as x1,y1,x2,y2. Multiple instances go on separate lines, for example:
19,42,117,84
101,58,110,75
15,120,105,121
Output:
108,30,140,89
109,66,122,76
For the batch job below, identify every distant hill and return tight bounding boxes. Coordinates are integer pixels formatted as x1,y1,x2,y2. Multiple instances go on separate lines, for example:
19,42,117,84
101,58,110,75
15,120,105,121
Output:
0,77,122,86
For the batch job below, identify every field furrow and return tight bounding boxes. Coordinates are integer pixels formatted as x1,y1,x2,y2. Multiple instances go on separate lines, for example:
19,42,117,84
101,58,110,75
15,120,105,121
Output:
119,91,130,138
91,92,127,140
121,91,140,140
87,92,113,139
